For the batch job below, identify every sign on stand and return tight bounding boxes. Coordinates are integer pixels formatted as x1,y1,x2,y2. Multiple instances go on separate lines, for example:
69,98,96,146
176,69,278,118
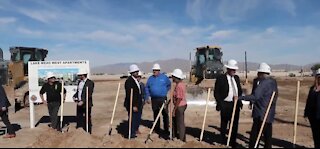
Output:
28,60,90,128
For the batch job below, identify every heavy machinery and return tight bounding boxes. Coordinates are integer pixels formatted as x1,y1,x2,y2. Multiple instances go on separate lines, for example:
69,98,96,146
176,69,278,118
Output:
190,45,224,85
0,47,48,109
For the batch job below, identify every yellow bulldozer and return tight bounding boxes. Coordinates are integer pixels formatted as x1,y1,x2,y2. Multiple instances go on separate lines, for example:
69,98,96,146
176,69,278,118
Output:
190,45,224,85
0,47,48,110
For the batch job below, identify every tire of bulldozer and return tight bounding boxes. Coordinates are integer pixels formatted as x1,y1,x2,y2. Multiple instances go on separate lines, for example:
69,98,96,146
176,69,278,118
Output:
23,92,29,108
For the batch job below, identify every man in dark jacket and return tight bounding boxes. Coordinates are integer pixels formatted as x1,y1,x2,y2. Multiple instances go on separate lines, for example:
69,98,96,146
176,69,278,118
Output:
136,71,146,134
40,72,66,131
124,64,143,139
73,69,94,134
304,68,320,148
214,59,243,148
248,77,262,110
0,85,15,138
239,63,278,148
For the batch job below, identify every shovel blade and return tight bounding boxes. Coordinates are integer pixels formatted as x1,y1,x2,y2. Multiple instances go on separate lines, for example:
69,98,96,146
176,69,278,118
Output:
108,128,112,136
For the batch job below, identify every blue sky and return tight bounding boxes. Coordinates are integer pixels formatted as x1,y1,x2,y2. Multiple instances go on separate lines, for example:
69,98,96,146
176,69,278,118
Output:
0,0,319,67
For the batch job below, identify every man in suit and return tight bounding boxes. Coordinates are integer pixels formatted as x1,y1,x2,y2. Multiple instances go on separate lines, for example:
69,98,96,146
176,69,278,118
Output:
124,64,143,139
214,59,243,148
73,69,94,134
239,63,278,148
0,85,15,138
304,68,320,148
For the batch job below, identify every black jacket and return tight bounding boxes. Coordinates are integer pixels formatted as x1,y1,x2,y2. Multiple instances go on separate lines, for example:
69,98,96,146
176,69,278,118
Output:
124,76,142,111
240,77,278,123
214,74,243,108
305,86,320,119
73,79,95,107
0,86,11,108
40,82,66,103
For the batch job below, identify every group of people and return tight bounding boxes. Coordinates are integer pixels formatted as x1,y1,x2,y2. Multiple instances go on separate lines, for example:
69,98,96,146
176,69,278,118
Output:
0,60,320,149
215,60,278,148
39,69,95,133
214,59,320,148
124,63,187,141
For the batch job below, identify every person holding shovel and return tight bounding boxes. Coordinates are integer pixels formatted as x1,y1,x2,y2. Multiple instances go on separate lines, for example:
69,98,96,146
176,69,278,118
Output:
124,65,143,139
145,63,171,135
73,69,94,134
239,63,278,148
171,69,187,142
0,85,16,138
40,72,66,132
214,59,243,148
304,68,320,148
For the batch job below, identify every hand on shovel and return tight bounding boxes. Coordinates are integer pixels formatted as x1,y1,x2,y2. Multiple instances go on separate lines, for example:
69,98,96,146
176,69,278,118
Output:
133,107,138,112
77,101,84,106
1,107,7,111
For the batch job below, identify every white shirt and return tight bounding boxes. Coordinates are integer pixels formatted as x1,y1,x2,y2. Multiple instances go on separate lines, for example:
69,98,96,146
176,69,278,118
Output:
224,75,238,102
132,76,141,93
78,78,87,100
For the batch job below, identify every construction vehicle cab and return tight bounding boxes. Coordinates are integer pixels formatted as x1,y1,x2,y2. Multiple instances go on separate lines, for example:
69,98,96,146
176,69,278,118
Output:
0,47,48,109
191,46,224,85
8,47,48,87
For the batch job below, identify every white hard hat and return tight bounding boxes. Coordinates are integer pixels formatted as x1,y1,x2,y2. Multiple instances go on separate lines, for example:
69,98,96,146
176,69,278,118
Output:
225,59,239,70
316,68,320,75
138,71,144,76
46,72,55,80
257,62,271,74
77,69,88,75
152,63,161,70
172,69,186,80
129,64,140,73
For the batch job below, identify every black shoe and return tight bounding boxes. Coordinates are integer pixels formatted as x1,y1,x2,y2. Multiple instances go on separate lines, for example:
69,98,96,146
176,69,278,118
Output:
164,130,170,135
231,143,239,148
130,135,137,139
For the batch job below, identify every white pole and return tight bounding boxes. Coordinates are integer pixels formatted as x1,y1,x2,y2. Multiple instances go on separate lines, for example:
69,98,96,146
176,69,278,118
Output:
30,101,35,128
60,80,64,129
293,81,300,148
255,92,276,148
227,97,238,147
129,88,133,140
86,87,89,133
200,88,211,142
109,82,121,135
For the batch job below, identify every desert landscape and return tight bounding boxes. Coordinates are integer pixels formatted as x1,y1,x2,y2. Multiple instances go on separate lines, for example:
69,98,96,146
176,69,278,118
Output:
0,75,316,148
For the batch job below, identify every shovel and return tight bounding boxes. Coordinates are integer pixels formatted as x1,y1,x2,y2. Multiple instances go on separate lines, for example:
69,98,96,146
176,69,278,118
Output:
108,83,121,136
145,100,168,144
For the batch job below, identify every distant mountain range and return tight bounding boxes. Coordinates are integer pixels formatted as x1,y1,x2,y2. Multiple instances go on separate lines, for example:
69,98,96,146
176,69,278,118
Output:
92,58,316,74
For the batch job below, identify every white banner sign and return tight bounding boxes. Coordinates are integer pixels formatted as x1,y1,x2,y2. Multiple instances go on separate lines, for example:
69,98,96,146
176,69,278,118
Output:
28,60,90,103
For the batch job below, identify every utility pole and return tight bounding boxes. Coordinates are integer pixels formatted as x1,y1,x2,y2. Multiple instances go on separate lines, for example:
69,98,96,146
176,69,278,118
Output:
189,52,192,82
245,51,248,84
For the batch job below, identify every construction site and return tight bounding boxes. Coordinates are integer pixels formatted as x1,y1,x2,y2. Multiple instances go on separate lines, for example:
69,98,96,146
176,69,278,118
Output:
0,0,320,148
0,45,318,148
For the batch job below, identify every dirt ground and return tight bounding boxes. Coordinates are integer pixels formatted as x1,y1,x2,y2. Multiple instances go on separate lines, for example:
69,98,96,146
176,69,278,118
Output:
0,76,316,148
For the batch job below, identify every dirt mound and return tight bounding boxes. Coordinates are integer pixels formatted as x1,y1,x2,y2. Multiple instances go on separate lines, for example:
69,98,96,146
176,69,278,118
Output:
30,127,103,148
181,141,225,148
58,128,103,148
29,128,64,148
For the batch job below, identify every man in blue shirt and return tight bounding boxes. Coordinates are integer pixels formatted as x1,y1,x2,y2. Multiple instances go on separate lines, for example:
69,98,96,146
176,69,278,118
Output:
145,63,171,135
